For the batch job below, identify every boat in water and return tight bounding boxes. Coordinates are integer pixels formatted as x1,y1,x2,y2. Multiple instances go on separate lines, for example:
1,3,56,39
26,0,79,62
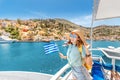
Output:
0,0,120,80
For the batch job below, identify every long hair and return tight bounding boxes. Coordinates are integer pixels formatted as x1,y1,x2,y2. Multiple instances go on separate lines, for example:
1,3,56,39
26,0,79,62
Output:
67,34,84,47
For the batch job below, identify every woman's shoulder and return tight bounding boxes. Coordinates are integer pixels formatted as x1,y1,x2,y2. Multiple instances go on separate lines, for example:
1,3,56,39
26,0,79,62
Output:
67,44,72,49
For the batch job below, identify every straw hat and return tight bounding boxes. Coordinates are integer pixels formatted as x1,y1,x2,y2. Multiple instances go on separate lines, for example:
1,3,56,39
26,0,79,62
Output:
71,29,88,47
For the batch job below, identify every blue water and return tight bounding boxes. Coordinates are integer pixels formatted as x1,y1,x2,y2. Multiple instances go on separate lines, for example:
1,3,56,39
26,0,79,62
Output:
91,40,120,56
0,40,120,75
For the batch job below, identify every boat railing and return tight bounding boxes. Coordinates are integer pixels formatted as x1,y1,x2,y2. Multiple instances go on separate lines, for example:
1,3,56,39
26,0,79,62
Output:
92,47,120,74
50,64,71,80
50,56,103,80
62,70,72,80
51,48,120,80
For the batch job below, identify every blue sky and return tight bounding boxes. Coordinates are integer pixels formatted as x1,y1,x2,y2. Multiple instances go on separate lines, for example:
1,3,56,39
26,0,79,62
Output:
0,0,120,27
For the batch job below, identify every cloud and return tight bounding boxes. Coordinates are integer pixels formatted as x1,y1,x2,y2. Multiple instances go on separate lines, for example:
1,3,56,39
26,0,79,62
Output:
69,15,92,27
94,18,120,26
69,15,120,27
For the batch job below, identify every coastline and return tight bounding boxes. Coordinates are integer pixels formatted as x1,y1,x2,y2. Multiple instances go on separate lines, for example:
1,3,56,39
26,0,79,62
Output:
1,36,119,42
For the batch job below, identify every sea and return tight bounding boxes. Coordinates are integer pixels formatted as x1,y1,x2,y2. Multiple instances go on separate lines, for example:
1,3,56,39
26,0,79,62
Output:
0,40,120,75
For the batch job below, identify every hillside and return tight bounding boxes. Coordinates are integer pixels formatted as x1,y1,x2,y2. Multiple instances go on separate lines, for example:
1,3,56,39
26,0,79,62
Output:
93,25,120,41
0,19,120,41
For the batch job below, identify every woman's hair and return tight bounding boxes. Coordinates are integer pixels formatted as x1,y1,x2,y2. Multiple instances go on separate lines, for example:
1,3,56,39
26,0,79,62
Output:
67,33,84,47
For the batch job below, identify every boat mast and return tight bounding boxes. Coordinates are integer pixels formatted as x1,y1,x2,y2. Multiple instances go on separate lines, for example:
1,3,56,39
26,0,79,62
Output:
90,0,96,51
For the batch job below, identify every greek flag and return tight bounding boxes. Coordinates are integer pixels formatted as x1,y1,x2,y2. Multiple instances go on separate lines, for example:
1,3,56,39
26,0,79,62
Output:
44,43,59,54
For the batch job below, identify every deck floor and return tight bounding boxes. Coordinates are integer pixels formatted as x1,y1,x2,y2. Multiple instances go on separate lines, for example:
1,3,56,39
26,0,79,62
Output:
0,71,52,80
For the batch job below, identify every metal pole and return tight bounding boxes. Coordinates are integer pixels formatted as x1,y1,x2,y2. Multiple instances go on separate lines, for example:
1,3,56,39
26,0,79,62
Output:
90,0,95,53
90,20,94,51
112,59,115,71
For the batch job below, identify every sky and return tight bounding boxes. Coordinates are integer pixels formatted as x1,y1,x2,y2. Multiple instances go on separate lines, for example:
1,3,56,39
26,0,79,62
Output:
0,0,120,27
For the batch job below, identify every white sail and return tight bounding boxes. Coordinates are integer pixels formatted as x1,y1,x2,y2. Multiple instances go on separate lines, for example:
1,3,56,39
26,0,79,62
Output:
94,0,120,20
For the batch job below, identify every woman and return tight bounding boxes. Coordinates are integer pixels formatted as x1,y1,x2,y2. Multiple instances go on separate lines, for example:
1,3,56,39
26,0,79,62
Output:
59,29,92,80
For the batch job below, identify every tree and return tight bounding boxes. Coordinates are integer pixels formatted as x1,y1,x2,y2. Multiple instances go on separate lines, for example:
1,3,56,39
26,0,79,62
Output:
17,19,22,25
5,26,19,39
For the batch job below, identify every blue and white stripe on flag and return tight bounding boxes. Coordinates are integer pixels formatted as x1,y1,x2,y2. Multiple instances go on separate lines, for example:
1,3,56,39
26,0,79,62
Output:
44,43,59,54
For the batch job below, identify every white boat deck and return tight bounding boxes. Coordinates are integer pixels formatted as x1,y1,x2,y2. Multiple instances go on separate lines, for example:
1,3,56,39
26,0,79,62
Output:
0,71,52,80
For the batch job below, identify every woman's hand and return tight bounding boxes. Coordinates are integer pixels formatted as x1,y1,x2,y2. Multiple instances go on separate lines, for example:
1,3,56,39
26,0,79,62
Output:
85,44,90,49
59,53,67,59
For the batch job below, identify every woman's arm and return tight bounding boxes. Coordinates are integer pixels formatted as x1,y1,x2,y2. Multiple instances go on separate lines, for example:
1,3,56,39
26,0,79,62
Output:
59,53,67,59
84,45,91,56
